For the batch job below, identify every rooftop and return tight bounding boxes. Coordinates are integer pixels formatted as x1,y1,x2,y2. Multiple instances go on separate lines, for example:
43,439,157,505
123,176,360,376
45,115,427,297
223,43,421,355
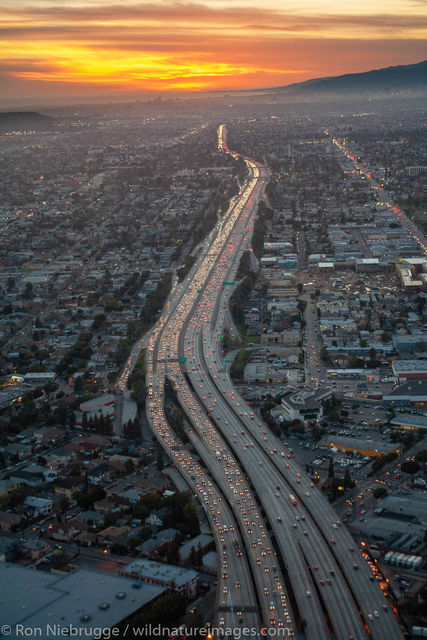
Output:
390,413,427,430
393,360,427,372
123,558,197,587
0,564,166,631
384,380,427,400
319,436,399,455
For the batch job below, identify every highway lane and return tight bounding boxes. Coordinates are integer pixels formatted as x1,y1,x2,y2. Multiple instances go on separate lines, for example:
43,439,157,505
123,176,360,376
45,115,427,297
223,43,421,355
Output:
180,126,363,639
169,362,295,633
201,295,404,639
184,319,332,639
199,281,405,640
181,131,404,639
146,359,260,632
143,213,263,632
186,296,366,640
177,159,366,639
130,122,405,639
143,128,297,635
174,130,331,640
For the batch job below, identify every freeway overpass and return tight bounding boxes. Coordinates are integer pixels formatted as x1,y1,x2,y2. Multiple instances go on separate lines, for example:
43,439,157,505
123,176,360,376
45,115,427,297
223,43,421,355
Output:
138,124,405,640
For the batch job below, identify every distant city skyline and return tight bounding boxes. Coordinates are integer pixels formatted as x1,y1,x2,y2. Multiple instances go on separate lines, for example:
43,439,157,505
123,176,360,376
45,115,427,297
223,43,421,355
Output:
1,0,426,105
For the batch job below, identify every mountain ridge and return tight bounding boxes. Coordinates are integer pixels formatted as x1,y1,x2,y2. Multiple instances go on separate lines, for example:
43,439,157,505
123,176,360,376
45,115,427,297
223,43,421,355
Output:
269,59,427,93
0,111,55,132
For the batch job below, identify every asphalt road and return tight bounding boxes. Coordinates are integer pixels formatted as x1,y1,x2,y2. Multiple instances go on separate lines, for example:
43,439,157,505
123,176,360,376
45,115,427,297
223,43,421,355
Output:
143,127,284,636
136,125,404,640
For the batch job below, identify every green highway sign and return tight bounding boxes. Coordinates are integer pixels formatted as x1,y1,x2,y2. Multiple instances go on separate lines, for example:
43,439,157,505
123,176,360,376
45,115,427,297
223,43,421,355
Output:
179,358,187,363
223,281,235,285
197,289,202,292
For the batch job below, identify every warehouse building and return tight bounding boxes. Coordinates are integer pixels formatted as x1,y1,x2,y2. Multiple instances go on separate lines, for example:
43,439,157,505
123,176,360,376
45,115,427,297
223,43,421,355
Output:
392,360,427,380
318,435,401,457
0,564,166,635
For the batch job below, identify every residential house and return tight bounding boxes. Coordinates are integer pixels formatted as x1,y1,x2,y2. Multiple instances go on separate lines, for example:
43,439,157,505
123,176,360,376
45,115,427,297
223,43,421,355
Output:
98,525,131,546
20,539,51,561
23,496,53,516
0,511,22,532
88,462,116,485
49,519,87,542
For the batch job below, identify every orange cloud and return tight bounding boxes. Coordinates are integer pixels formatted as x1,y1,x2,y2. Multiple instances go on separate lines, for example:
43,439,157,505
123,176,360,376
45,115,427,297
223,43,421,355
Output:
0,1,426,100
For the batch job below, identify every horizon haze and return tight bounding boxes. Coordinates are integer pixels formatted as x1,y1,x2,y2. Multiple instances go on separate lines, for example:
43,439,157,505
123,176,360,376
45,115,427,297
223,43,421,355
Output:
1,0,426,107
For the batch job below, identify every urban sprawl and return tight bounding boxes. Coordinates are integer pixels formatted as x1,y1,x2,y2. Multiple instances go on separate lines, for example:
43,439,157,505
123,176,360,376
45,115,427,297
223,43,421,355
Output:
0,95,426,640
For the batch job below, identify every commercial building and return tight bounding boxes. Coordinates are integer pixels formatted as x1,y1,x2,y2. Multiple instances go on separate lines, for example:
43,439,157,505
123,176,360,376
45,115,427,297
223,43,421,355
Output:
0,564,166,634
389,413,427,431
381,494,427,525
392,360,427,380
23,372,56,384
350,514,425,549
318,435,401,457
244,363,291,384
75,393,115,427
383,380,427,407
392,333,427,354
281,387,332,428
122,559,198,596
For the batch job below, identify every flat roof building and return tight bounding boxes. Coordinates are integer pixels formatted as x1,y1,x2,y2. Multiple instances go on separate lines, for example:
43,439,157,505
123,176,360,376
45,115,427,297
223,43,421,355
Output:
122,558,198,596
281,387,332,429
318,435,401,457
390,413,427,431
383,380,427,406
350,514,425,548
382,494,427,525
392,360,427,380
0,564,166,637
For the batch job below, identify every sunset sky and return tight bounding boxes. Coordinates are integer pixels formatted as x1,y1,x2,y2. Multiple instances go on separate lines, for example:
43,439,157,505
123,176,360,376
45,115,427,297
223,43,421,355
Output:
1,0,426,105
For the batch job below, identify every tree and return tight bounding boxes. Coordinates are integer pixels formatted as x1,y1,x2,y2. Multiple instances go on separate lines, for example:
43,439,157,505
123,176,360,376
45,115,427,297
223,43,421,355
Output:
195,542,204,567
297,299,307,314
415,449,427,463
156,449,164,471
73,376,84,396
401,460,420,475
110,543,128,555
166,538,181,564
58,496,71,513
373,487,387,499
343,468,353,489
23,282,33,300
138,526,152,542
77,486,106,509
330,477,343,500
189,545,197,566
291,420,305,434
320,347,330,363
125,458,135,474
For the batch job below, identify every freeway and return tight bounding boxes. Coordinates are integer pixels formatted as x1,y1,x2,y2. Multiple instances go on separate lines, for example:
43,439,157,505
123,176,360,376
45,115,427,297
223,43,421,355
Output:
193,250,405,638
190,256,405,638
144,127,296,635
181,230,368,637
137,124,405,639
178,128,404,639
